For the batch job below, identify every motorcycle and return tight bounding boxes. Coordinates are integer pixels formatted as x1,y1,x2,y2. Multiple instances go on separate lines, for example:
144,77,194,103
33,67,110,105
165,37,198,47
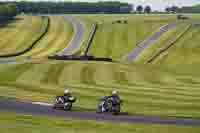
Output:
96,97,121,115
53,96,76,111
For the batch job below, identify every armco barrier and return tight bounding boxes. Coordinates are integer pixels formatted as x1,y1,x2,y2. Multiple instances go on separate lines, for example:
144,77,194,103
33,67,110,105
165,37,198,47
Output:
48,55,113,62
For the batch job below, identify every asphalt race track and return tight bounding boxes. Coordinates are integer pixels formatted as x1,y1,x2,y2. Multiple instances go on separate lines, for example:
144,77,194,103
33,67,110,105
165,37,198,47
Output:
58,16,86,56
124,22,177,61
0,99,200,127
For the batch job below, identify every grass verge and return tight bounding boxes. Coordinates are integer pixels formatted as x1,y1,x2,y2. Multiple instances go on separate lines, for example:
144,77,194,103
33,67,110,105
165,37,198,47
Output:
136,22,190,63
0,15,46,56
0,112,200,133
155,23,200,65
21,16,74,58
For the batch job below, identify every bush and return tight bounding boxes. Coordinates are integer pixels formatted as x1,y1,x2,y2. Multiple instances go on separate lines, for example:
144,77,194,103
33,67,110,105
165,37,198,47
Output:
116,20,121,23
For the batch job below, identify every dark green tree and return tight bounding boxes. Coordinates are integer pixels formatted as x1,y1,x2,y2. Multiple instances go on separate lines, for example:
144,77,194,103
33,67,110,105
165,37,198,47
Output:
136,5,143,13
171,6,179,13
0,4,17,18
0,5,7,17
6,4,17,17
144,5,151,13
165,7,170,13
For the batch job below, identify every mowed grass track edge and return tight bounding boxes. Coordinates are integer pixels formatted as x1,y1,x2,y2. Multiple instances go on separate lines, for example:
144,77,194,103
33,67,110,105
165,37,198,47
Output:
155,22,200,65
135,22,191,64
147,23,192,64
0,16,49,57
21,16,74,58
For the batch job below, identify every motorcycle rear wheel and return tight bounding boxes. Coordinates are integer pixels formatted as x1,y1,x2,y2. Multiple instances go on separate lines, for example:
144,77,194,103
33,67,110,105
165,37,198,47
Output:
63,103,72,111
112,105,120,115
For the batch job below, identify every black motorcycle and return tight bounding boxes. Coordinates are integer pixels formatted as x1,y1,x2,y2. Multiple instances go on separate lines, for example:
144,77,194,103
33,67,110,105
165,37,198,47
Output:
96,97,121,115
53,96,76,111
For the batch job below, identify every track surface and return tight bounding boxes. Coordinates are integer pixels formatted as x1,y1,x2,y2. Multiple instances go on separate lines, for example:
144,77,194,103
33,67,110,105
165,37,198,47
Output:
58,16,86,56
0,100,200,127
124,23,177,61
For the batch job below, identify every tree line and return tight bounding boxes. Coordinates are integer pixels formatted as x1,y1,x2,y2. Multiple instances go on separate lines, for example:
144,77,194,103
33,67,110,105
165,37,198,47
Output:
177,5,200,13
135,5,152,14
13,1,132,14
135,4,200,14
0,3,17,19
1,1,198,16
165,6,179,13
165,5,200,13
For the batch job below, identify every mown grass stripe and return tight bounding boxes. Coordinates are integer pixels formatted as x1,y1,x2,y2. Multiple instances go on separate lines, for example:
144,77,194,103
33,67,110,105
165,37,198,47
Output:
147,23,192,63
0,16,30,50
21,16,73,58
0,16,49,57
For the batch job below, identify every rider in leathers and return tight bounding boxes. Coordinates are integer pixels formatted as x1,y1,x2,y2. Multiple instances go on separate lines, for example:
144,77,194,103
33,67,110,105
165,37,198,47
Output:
102,89,122,111
62,89,75,103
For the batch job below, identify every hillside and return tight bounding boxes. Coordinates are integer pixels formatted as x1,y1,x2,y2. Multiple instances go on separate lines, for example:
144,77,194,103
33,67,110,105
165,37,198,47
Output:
0,60,200,118
0,14,200,131
85,15,177,60
0,15,48,56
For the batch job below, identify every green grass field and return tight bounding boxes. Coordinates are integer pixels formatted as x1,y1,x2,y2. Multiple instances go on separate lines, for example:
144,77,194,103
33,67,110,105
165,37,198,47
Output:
0,15,74,58
0,15,48,56
1,14,200,131
1,112,200,133
81,15,177,60
155,23,200,65
135,22,191,63
136,15,200,65
21,16,74,58
0,61,200,119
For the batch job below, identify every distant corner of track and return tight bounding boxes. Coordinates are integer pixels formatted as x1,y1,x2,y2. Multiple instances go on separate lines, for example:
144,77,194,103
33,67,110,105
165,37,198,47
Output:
57,16,87,56
50,16,113,63
146,23,192,64
123,22,178,62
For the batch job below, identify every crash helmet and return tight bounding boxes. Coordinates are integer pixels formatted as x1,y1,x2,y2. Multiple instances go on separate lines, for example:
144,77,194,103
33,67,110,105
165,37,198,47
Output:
64,88,70,94
112,89,119,96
